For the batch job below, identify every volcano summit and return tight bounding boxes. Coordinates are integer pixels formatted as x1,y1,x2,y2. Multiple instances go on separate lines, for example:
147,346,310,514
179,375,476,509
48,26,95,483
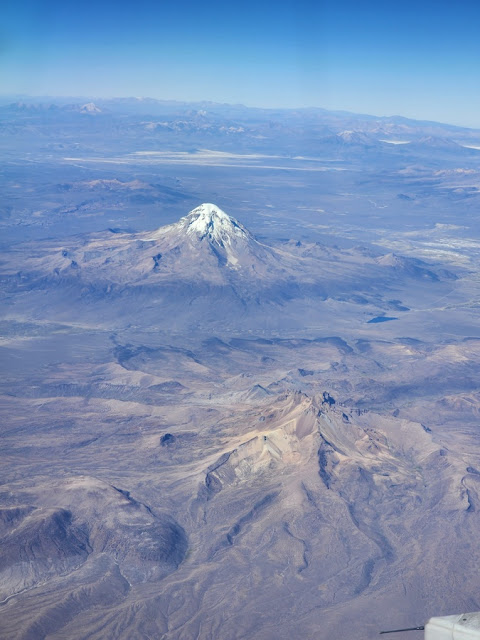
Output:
176,203,252,248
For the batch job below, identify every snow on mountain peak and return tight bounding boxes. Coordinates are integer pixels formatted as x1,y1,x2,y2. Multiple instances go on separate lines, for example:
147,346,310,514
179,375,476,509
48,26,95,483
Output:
180,203,250,246
336,130,373,145
80,102,102,113
144,203,268,270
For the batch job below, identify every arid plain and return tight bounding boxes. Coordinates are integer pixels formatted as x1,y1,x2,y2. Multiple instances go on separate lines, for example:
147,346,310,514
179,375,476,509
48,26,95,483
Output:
1,100,480,639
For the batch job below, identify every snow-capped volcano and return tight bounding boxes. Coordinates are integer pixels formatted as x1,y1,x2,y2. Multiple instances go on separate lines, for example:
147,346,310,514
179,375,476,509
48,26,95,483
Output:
178,203,251,246
171,203,257,268
146,202,274,270
15,203,279,285
80,102,102,114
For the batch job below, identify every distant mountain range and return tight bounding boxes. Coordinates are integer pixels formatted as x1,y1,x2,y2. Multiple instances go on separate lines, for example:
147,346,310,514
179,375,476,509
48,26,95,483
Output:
2,97,480,149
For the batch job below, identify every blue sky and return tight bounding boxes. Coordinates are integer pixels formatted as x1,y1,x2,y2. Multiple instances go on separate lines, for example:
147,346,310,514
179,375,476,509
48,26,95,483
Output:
2,0,480,127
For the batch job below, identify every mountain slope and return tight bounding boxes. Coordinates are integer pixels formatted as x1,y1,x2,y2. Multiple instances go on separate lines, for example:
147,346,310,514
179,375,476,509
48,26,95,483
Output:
0,203,456,332
3,203,282,287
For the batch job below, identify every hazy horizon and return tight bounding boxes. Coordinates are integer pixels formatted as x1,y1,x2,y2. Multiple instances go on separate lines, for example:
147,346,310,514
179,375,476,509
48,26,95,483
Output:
2,93,480,133
4,0,480,128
